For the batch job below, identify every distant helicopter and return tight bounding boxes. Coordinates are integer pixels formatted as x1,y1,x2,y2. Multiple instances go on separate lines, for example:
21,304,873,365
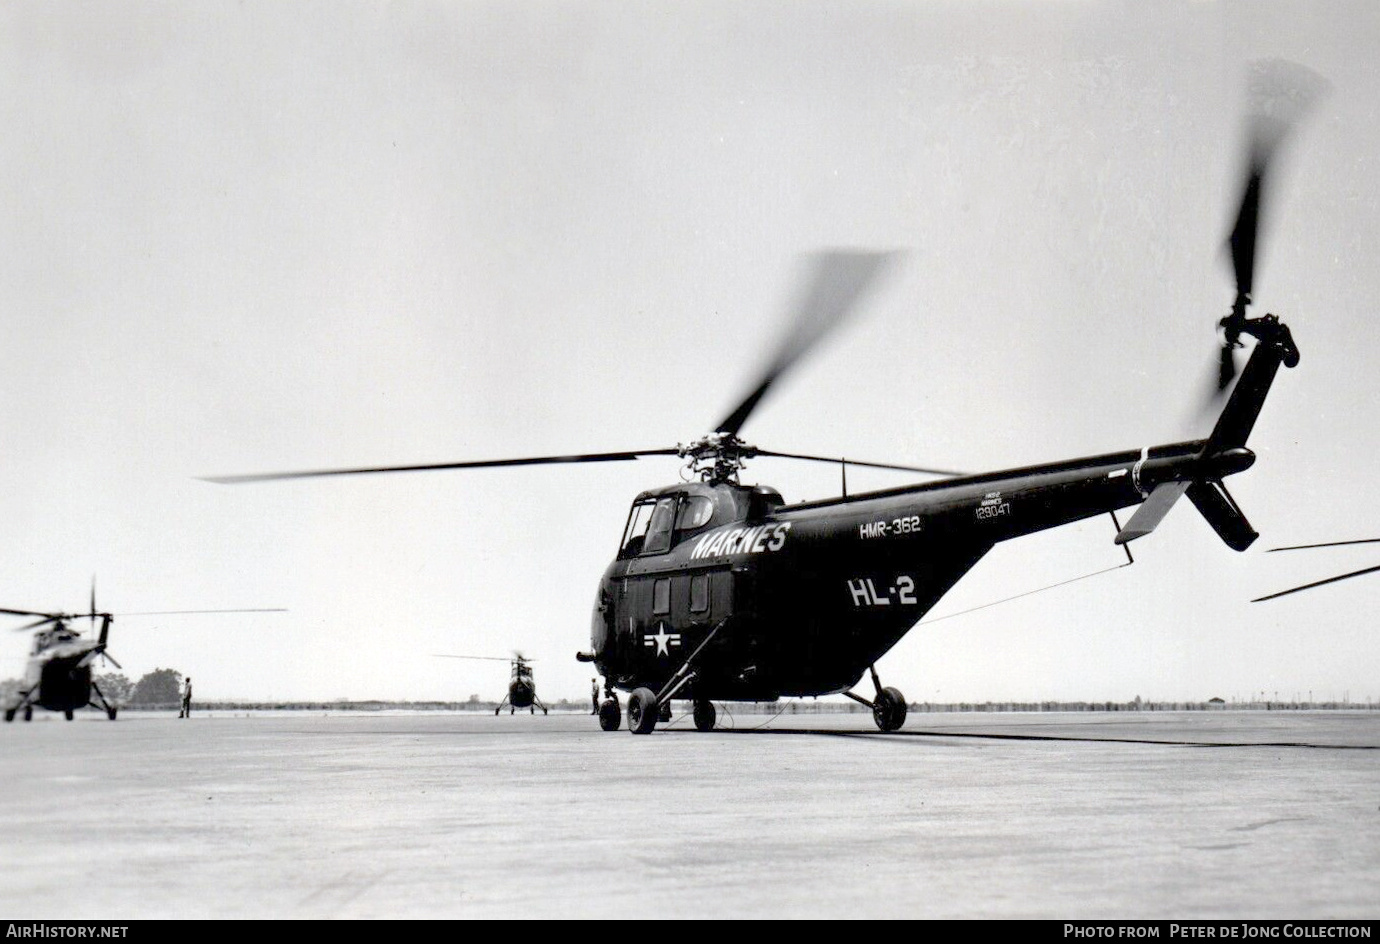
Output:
211,63,1321,735
435,652,549,715
2,588,284,722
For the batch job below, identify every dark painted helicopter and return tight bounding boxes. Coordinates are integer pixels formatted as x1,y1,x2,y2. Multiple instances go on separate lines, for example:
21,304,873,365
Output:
2,589,285,722
435,652,549,714
210,64,1320,735
3,594,120,722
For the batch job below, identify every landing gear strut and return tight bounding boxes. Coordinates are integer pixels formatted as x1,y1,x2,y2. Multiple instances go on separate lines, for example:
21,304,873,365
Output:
844,665,908,733
91,682,119,721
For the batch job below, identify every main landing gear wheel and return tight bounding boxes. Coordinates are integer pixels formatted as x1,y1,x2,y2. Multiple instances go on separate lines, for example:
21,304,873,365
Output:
107,707,118,721
627,687,658,735
3,708,14,723
872,687,907,733
598,698,621,731
63,710,74,721
693,700,716,732
23,707,32,722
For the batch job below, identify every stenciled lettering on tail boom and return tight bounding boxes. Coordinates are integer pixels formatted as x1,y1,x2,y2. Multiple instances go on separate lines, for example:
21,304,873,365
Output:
689,522,791,560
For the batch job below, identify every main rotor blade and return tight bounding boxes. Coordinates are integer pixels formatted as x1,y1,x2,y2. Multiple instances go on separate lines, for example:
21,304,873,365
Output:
716,250,900,438
0,607,63,620
752,448,962,477
113,608,288,616
11,616,60,632
1252,564,1380,603
1225,59,1330,306
1268,538,1380,553
203,449,680,484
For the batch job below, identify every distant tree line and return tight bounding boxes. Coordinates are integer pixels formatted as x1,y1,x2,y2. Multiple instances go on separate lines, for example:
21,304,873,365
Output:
0,669,185,708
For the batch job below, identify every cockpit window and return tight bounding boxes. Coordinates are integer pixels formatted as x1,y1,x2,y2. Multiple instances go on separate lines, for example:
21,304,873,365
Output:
620,500,656,557
642,497,678,554
675,495,714,531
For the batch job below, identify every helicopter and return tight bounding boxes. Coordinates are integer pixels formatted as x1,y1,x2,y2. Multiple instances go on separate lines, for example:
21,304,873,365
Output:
209,64,1319,735
1,587,285,722
435,652,550,715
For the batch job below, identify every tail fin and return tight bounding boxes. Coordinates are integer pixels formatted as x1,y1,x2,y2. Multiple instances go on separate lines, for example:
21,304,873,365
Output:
1205,315,1298,453
1187,480,1258,551
1116,318,1294,551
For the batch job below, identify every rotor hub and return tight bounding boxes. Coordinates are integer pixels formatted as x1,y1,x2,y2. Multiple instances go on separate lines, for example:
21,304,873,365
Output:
677,433,759,484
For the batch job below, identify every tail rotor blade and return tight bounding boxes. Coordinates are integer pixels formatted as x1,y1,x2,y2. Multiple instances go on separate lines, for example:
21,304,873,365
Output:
1224,59,1330,308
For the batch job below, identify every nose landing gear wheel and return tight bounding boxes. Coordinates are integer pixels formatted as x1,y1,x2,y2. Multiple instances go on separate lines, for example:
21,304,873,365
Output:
627,687,658,735
598,698,621,731
872,687,908,733
63,710,74,721
693,700,716,732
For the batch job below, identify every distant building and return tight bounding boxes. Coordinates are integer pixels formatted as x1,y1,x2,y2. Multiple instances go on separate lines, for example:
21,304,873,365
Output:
1207,697,1226,709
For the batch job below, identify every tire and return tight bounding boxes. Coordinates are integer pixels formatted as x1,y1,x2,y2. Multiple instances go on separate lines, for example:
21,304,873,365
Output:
63,710,74,721
872,687,908,733
3,708,14,723
627,687,659,735
107,707,118,721
598,698,621,731
693,700,716,732
23,707,32,722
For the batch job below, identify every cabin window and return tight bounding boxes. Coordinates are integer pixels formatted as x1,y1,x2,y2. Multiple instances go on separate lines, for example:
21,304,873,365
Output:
690,574,709,613
642,497,678,554
620,500,656,557
676,495,714,531
652,578,670,615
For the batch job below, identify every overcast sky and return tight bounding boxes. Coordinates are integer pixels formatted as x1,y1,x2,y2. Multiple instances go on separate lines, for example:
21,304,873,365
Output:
2,0,1377,704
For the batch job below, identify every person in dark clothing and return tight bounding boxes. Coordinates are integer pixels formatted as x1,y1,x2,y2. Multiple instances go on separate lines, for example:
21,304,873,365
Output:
591,678,600,715
179,677,192,719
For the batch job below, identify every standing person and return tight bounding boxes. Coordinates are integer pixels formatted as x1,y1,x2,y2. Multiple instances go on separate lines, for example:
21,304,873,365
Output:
179,676,193,719
591,678,600,715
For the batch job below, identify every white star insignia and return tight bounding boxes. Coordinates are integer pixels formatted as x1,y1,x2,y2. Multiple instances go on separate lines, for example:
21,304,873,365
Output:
643,622,682,657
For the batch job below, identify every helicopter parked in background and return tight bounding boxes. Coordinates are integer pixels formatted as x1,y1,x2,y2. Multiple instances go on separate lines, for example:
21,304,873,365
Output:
436,652,549,715
3,600,120,722
2,587,284,722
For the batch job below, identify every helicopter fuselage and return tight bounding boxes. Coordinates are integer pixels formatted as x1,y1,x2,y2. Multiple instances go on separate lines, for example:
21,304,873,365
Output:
15,641,101,712
589,438,1255,701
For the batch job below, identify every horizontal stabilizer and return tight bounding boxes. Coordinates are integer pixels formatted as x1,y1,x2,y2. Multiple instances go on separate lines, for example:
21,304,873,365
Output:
1115,481,1189,545
1187,480,1258,551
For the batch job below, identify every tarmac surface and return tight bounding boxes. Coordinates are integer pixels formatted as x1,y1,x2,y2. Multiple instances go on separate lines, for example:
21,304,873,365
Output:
2,709,1378,919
